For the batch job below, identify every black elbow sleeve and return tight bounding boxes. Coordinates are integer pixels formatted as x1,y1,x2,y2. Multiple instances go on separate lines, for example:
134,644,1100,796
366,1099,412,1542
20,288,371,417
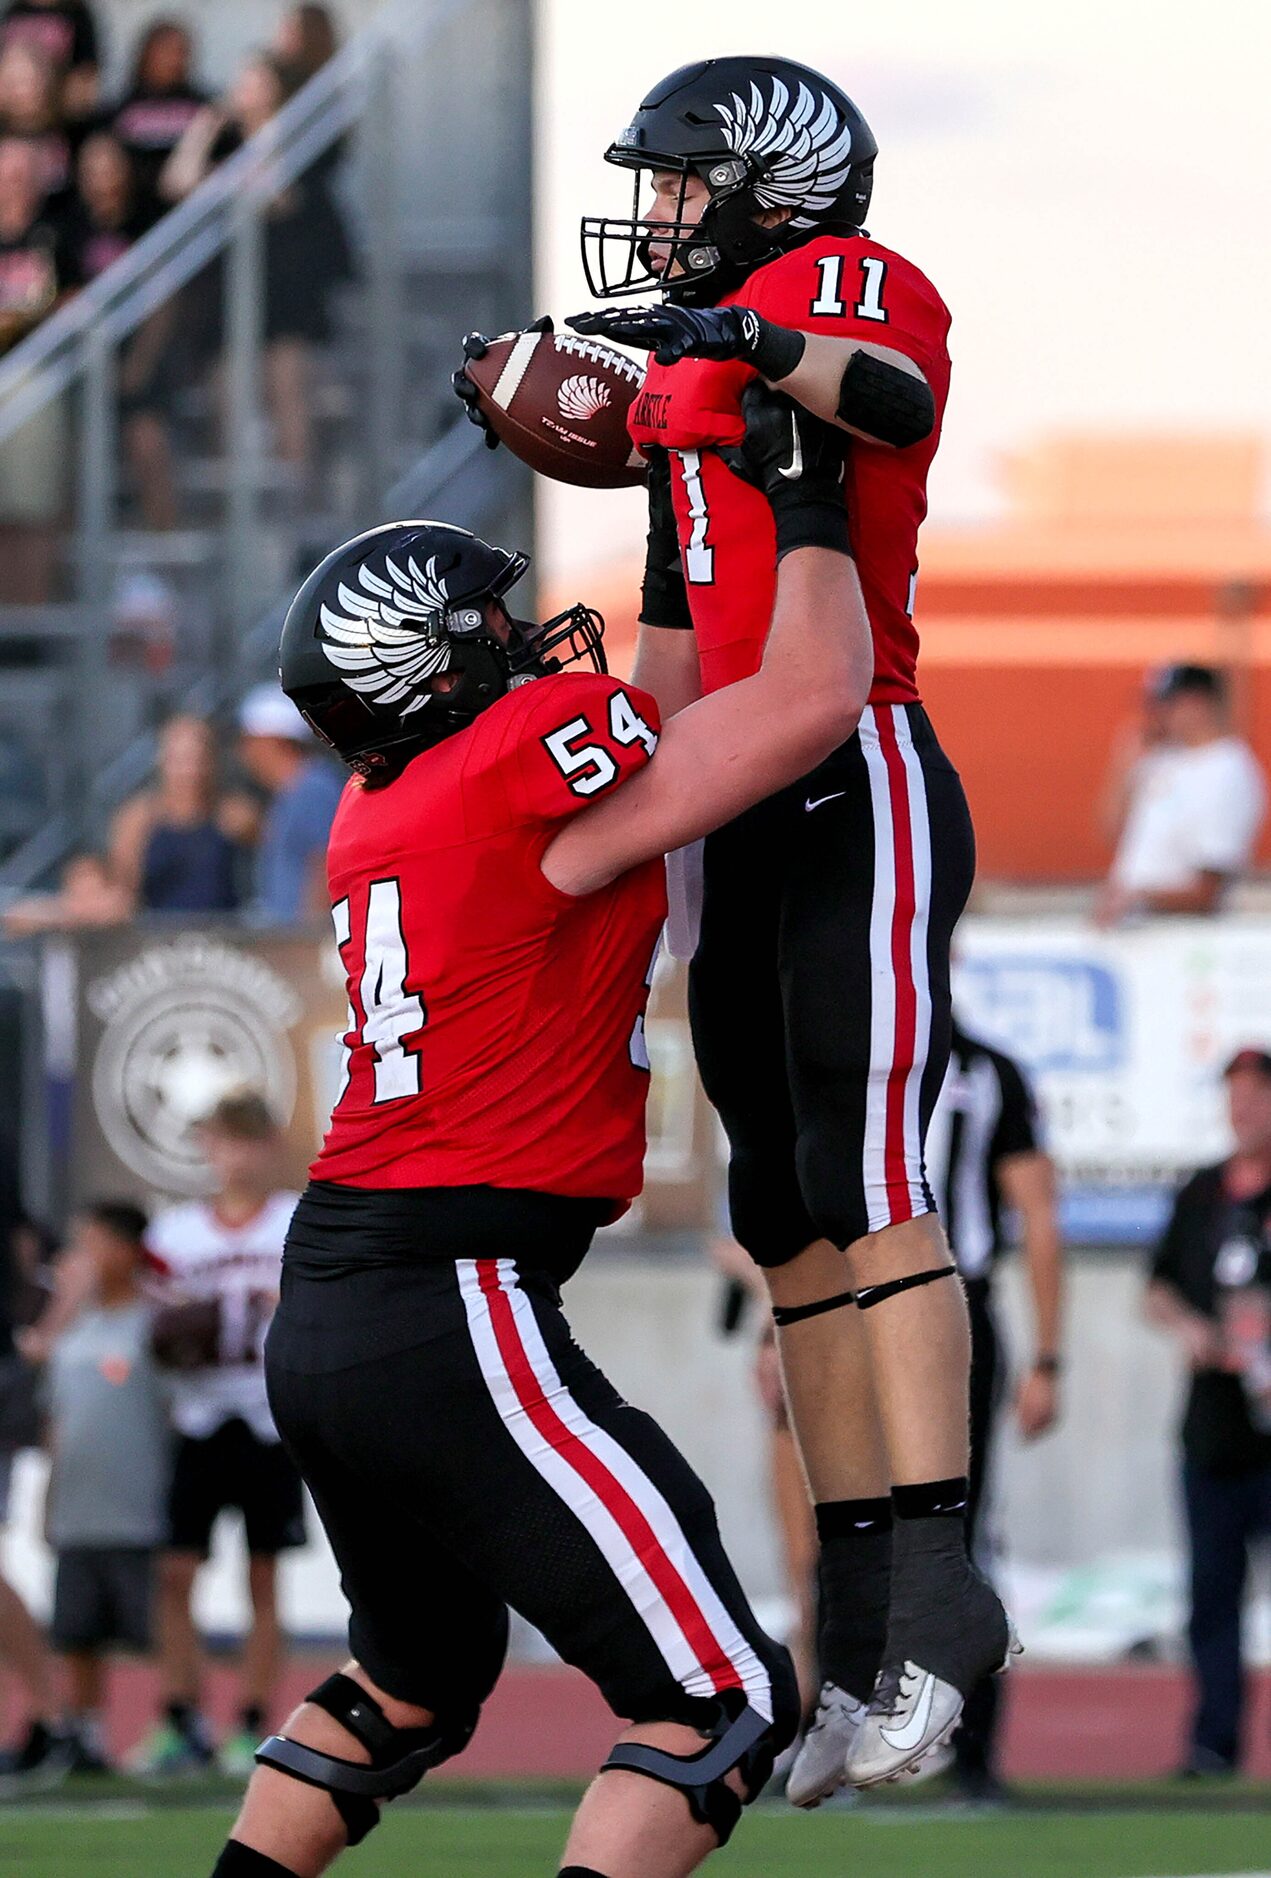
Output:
837,351,935,448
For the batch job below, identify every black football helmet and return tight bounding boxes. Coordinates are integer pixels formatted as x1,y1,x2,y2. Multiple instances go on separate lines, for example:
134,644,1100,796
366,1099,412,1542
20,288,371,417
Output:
278,520,606,780
582,57,877,307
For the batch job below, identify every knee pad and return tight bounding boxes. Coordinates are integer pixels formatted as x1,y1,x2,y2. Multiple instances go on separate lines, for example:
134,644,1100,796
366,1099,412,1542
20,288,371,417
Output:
601,1692,779,1847
255,1672,475,1847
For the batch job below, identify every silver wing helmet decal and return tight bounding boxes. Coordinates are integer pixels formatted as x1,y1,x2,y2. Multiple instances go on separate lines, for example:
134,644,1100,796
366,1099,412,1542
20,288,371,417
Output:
714,78,855,229
318,553,454,715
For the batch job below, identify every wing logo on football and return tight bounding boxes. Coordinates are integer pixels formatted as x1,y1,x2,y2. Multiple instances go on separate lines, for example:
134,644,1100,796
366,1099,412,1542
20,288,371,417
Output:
557,375,613,423
318,553,452,716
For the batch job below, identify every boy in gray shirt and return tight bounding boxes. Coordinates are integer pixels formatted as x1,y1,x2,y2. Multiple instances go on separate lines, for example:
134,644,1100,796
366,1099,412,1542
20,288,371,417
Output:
45,1201,170,1773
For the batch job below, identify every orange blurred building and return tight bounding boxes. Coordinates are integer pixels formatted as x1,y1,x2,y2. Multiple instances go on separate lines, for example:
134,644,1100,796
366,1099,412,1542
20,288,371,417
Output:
560,434,1271,883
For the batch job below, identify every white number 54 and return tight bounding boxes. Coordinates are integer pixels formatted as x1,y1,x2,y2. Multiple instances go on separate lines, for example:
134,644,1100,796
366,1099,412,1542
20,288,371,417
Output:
544,692,658,798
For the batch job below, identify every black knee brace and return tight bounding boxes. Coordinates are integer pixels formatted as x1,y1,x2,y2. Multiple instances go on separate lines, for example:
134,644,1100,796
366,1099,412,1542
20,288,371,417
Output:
855,1266,958,1310
601,1693,776,1847
255,1673,474,1847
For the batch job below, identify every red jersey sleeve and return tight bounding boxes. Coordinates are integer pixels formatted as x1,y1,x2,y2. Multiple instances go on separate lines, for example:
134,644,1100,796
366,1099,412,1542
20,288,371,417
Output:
739,235,951,380
505,673,661,825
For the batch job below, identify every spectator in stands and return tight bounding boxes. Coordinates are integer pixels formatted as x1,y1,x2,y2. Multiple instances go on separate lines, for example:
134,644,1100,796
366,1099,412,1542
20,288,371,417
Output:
1146,1047,1271,1777
110,18,207,217
108,713,257,915
0,40,76,206
1097,665,1267,926
0,131,73,601
161,49,353,474
64,129,182,526
133,1093,303,1779
238,685,343,926
273,4,341,85
63,130,153,281
0,0,99,120
3,850,129,936
0,124,73,342
44,1201,168,1776
0,1137,68,1781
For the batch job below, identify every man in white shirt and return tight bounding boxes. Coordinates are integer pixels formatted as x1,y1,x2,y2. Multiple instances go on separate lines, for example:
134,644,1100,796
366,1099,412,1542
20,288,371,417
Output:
1098,665,1266,926
131,1093,304,1780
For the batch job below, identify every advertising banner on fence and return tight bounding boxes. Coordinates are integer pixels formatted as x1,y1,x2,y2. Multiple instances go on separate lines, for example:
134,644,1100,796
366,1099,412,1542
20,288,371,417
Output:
48,926,716,1228
956,916,1271,1240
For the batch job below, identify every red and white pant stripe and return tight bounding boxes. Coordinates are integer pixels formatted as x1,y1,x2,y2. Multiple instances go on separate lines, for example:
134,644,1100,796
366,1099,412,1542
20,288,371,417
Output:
859,703,935,1233
457,1257,773,1720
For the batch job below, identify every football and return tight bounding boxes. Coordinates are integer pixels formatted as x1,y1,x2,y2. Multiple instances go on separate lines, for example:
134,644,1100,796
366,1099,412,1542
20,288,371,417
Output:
463,325,648,489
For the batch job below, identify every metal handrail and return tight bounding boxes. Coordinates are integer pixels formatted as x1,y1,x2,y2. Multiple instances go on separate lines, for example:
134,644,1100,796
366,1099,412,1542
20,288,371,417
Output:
0,0,531,896
0,0,443,445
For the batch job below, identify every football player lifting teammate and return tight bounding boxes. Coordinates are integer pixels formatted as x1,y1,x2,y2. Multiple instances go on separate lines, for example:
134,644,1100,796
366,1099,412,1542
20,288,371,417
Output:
206,397,873,1875
455,54,1013,1799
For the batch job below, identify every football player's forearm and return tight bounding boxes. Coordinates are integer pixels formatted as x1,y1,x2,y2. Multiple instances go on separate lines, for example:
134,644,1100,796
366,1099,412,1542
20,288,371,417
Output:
544,549,869,893
1141,873,1227,915
1022,1208,1064,1362
768,331,935,448
630,623,701,720
999,1153,1064,1359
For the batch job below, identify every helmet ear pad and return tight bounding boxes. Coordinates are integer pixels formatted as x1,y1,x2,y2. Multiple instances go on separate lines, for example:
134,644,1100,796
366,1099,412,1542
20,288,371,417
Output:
407,633,512,746
701,179,790,268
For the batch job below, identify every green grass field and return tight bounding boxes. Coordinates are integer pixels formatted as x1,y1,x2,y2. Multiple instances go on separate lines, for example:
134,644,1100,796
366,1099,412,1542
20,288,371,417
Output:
2,1793,1270,1878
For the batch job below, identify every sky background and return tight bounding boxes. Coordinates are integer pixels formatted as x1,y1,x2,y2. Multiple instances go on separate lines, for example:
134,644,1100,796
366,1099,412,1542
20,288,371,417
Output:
535,0,1271,585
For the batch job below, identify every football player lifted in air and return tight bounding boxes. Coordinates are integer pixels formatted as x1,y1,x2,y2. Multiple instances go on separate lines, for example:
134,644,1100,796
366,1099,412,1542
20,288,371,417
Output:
205,391,873,1878
456,54,1013,1799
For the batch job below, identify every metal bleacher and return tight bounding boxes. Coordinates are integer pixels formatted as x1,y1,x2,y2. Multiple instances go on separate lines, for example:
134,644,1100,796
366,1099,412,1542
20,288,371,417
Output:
0,0,534,892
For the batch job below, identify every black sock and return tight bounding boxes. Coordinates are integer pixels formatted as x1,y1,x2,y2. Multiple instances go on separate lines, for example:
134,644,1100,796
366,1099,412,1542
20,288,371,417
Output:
558,1869,610,1877
814,1499,893,1703
166,1700,195,1734
883,1492,1008,1692
892,1477,968,1520
211,1843,300,1877
240,1704,265,1737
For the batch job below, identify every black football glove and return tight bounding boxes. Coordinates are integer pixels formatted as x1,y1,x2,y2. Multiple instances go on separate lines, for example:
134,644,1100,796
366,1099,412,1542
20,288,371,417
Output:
720,383,852,561
568,304,804,380
450,315,555,450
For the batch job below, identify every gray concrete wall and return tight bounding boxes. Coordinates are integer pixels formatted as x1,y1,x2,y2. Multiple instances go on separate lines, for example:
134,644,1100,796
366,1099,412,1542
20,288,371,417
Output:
565,1248,1188,1593
2,1248,1192,1639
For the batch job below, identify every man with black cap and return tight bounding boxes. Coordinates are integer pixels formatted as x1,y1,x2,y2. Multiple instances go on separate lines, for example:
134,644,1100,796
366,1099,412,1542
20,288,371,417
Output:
1098,664,1265,926
1146,1046,1271,1775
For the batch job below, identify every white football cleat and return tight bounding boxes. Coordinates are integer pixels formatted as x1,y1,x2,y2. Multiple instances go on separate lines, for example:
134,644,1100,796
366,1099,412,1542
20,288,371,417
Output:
844,1621,1021,1790
843,1660,963,1788
786,1682,867,1808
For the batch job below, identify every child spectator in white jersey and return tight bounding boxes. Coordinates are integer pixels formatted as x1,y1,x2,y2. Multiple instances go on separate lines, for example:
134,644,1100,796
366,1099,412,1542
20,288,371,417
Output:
44,1201,168,1775
132,1093,304,1779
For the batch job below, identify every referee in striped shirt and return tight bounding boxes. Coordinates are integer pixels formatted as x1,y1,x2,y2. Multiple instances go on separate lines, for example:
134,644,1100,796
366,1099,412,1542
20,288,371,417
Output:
926,1017,1066,1800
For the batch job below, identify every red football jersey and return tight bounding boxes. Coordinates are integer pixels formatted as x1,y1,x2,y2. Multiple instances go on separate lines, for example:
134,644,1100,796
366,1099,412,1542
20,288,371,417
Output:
627,234,951,703
312,672,667,1204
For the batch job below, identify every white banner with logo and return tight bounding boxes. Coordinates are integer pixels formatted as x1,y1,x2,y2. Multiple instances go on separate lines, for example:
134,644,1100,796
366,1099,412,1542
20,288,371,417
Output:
955,916,1271,1240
